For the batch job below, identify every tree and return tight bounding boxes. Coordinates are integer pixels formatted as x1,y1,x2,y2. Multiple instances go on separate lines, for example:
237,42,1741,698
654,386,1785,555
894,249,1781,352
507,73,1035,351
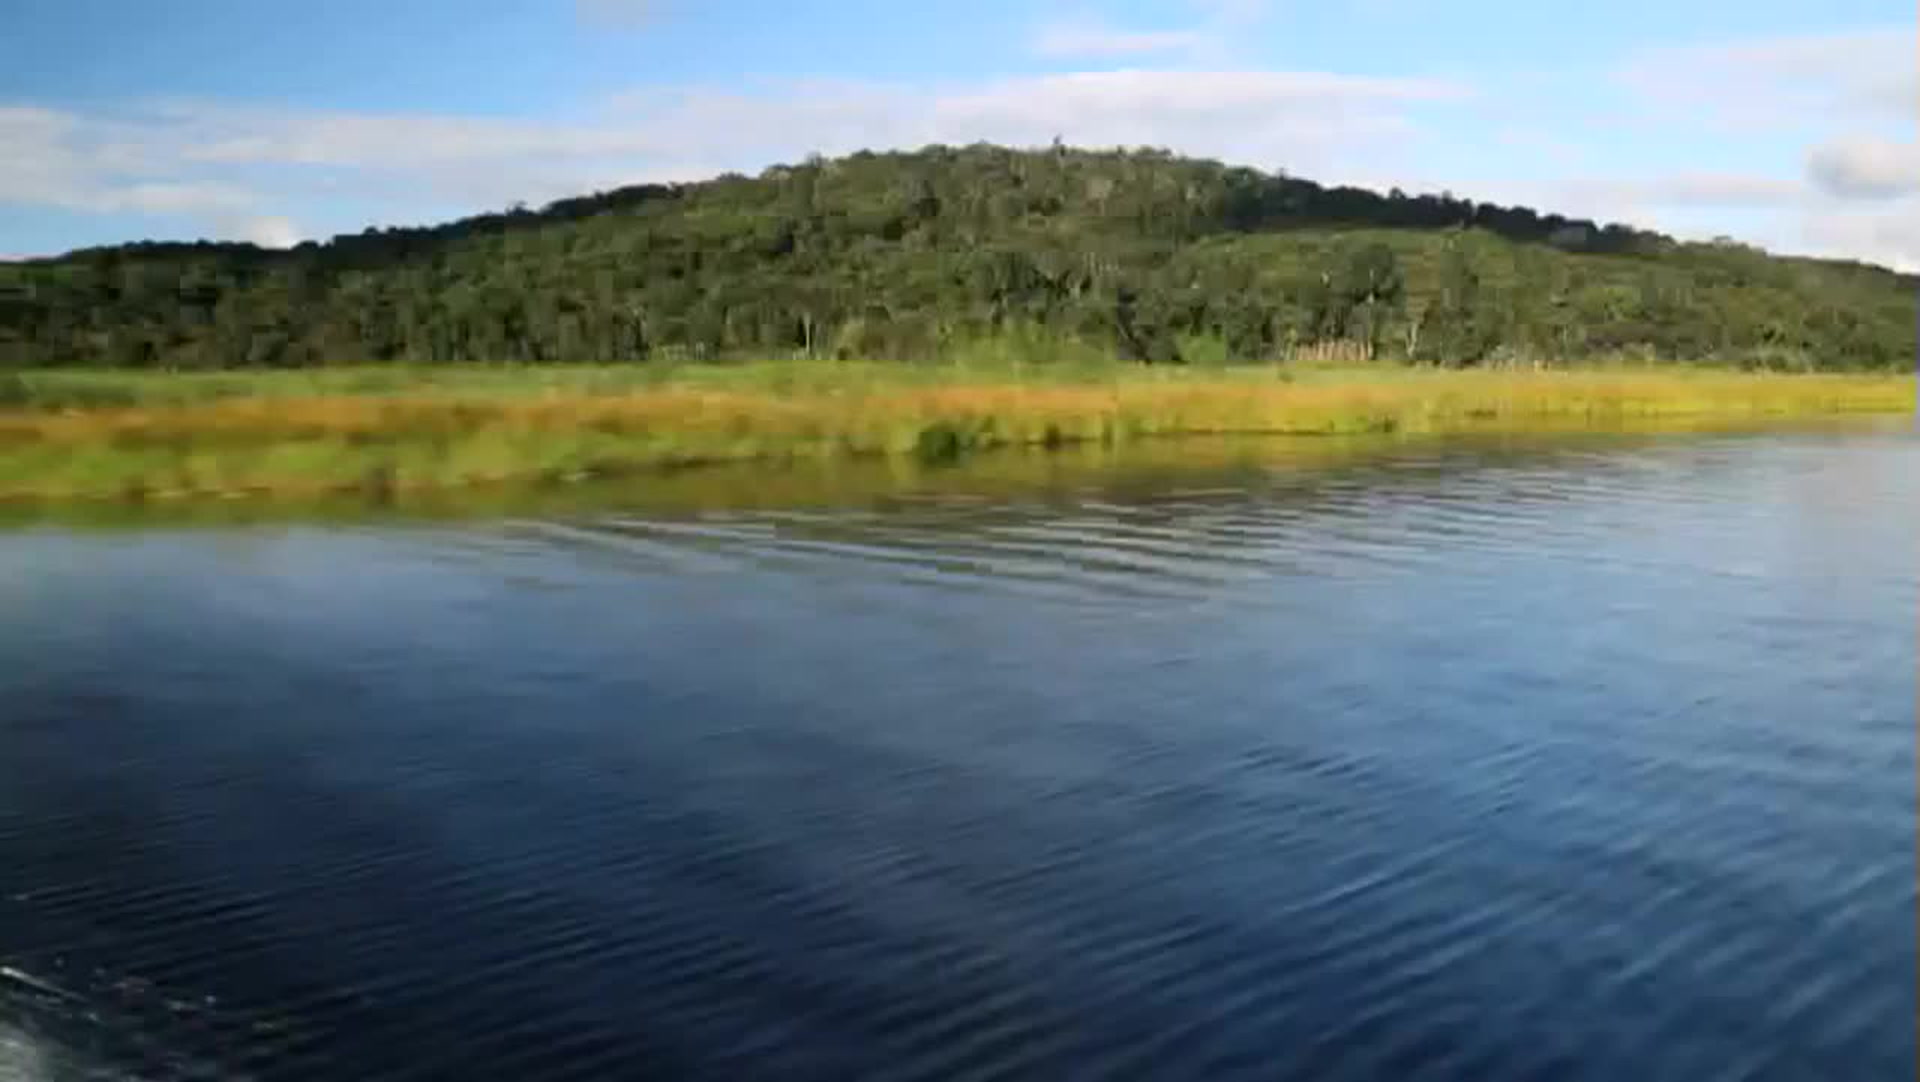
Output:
0,144,1908,372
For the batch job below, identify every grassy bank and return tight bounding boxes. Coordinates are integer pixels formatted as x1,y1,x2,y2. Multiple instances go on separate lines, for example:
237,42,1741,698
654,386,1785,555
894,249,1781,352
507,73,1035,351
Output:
0,363,1910,502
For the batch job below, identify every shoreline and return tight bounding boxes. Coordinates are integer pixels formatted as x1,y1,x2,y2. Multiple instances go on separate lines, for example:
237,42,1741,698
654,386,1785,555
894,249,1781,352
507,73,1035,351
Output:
0,366,1911,505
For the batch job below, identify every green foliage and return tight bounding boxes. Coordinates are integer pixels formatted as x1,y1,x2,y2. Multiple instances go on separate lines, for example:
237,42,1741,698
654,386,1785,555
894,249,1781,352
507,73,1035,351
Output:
1,144,1913,371
1,364,1907,502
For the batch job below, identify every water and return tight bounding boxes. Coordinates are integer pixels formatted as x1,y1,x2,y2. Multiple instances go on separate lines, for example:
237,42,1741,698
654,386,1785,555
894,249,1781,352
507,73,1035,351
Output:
0,427,1913,1081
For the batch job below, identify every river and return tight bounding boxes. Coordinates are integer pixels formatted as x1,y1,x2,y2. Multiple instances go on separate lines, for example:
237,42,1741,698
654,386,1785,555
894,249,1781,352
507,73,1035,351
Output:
1,425,1913,1081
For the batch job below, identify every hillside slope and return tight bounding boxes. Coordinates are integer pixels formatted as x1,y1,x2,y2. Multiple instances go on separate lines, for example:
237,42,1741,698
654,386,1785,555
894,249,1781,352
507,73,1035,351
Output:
2,144,1913,370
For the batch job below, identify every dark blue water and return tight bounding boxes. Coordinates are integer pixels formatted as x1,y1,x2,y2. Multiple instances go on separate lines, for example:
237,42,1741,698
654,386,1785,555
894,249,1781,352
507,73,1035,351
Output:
1,428,1914,1081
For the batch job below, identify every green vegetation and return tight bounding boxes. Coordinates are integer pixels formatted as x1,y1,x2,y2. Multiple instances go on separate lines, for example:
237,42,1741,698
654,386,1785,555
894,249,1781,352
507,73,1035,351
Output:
3,144,1914,371
1,144,1909,503
14,422,1883,532
0,363,1908,502
0,430,1509,529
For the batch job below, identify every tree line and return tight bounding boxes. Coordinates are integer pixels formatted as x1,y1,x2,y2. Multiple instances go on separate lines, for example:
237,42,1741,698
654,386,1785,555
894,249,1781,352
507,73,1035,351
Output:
1,143,1912,371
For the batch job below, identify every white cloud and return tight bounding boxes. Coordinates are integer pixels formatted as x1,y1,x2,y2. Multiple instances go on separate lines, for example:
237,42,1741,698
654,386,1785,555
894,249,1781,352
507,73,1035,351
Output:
1,73,1464,250
1796,198,1920,271
0,106,97,206
614,70,1468,184
1566,25,1920,268
925,70,1464,148
1578,173,1804,209
164,102,667,170
1028,0,1278,64
0,105,73,142
1617,26,1916,129
0,21,1911,271
1031,21,1211,59
1367,165,1920,271
227,214,304,248
69,68,1461,191
104,181,260,215
0,106,260,217
1806,136,1920,200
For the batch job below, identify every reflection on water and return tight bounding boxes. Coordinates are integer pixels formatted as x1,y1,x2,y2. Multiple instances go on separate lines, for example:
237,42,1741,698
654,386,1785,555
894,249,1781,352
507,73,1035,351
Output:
1,426,1914,1081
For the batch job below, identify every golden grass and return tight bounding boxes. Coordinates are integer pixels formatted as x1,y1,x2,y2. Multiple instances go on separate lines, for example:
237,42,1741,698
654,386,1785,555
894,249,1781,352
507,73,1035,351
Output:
0,366,1910,502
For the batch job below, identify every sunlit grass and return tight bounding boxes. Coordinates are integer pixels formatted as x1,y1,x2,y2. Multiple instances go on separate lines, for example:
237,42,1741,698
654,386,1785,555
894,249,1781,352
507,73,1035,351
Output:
0,363,1910,501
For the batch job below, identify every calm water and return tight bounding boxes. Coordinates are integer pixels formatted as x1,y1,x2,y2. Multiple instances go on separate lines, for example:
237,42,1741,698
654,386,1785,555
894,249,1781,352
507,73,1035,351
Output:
1,428,1914,1081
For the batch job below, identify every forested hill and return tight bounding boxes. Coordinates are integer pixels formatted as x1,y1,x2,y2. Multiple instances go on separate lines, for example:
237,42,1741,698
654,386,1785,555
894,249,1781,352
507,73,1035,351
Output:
2,144,1913,370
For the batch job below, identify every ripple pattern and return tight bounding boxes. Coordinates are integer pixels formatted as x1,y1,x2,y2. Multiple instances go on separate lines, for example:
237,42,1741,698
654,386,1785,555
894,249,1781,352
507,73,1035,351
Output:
0,428,1914,1081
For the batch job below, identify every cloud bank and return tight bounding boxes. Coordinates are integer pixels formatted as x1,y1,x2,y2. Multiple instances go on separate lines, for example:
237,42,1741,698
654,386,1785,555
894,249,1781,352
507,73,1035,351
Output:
1806,137,1920,201
0,20,1914,268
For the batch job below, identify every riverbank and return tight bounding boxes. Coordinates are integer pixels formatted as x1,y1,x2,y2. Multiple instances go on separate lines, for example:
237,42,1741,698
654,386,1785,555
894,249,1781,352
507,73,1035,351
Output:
0,364,1910,502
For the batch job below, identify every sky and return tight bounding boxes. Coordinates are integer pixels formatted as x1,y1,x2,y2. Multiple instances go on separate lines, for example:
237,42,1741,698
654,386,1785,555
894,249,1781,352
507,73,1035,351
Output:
1,0,1914,267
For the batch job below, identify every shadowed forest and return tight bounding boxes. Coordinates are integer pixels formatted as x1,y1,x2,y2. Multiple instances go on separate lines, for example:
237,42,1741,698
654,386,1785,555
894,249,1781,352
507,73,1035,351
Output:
2,144,1914,373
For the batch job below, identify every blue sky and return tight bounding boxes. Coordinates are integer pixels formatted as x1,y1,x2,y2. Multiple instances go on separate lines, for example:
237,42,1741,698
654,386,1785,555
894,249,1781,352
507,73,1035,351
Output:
2,0,1914,266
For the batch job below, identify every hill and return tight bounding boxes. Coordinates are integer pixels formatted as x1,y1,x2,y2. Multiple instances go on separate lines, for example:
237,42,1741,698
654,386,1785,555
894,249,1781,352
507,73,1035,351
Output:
1,144,1913,371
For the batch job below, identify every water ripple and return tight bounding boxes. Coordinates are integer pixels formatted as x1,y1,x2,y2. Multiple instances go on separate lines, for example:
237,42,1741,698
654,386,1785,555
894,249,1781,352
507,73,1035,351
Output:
0,428,1913,1080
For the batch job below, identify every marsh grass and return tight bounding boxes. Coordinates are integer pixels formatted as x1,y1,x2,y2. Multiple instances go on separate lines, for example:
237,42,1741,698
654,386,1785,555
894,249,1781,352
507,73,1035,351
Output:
0,362,1910,501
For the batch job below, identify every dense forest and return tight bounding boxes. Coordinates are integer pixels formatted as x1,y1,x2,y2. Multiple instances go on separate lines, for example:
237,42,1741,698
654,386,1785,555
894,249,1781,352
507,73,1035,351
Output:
1,144,1913,370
